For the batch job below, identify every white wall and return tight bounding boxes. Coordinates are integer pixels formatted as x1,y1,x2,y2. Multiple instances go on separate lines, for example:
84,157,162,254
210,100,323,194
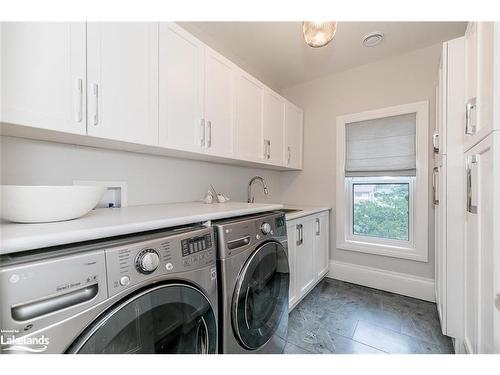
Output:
0,136,281,206
280,44,441,279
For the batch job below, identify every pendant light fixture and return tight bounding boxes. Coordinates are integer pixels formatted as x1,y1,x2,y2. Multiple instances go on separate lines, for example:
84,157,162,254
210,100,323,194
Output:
302,21,338,48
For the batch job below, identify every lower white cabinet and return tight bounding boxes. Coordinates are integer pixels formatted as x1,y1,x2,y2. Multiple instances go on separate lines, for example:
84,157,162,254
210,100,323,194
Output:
463,132,500,354
287,210,330,311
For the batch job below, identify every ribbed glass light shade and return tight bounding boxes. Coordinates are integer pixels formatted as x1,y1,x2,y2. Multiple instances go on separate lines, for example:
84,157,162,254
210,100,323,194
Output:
302,21,337,48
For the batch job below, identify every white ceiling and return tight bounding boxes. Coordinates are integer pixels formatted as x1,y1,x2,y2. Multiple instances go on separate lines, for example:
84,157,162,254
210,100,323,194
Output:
179,22,467,90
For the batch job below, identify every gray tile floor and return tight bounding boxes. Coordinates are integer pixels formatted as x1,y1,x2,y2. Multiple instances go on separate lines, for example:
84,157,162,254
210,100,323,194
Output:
284,278,454,354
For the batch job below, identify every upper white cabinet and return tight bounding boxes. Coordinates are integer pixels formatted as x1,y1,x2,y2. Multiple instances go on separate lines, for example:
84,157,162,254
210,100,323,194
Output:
284,103,303,169
159,23,204,152
204,47,235,157
1,22,87,135
235,70,264,162
262,90,285,165
86,23,158,146
0,22,303,170
464,22,498,150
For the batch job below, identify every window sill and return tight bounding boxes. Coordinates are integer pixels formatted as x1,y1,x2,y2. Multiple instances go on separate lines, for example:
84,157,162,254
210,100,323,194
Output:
337,239,428,262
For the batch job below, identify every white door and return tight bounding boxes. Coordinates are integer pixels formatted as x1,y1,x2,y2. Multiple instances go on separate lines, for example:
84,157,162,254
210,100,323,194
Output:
235,70,263,162
1,22,86,134
86,23,158,146
159,23,204,152
433,157,446,333
204,47,235,157
287,222,298,310
284,103,303,169
313,212,329,280
296,219,315,296
464,134,496,353
262,90,285,165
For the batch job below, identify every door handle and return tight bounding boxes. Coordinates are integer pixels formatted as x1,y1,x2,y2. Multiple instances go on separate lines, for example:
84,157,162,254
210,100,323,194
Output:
465,98,477,135
75,78,83,122
200,119,206,147
11,283,98,321
92,83,99,126
432,167,439,206
315,218,320,235
432,132,439,154
206,121,212,148
466,155,478,214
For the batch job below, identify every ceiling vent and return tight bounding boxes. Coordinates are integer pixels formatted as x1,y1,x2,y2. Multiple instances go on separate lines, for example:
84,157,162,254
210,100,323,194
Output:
362,32,384,47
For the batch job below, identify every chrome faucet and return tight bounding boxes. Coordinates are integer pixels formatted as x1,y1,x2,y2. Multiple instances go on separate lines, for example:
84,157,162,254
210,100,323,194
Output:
247,176,269,203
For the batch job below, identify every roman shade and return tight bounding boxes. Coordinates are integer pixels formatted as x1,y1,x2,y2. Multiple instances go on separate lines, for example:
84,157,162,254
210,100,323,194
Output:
345,113,417,176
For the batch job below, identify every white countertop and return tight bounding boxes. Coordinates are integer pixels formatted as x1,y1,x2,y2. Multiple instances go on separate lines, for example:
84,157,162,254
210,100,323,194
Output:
283,204,332,221
0,201,283,255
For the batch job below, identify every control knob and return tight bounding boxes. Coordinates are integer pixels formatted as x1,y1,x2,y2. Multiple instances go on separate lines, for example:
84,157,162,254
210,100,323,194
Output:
260,222,272,235
136,248,160,274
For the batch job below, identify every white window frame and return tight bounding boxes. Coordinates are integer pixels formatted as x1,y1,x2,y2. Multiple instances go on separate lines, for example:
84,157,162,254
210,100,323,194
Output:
336,101,429,262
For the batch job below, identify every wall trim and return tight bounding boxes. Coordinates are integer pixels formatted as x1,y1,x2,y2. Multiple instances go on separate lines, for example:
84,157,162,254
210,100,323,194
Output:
327,260,435,302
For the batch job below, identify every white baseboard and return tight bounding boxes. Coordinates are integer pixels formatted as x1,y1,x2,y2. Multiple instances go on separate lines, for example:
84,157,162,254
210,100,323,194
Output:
327,260,435,302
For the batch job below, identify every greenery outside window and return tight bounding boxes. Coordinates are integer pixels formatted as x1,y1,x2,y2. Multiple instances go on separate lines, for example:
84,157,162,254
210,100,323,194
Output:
348,176,414,248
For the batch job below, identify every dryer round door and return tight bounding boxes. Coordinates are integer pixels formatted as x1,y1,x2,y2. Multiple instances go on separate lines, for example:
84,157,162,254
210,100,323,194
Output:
67,283,217,354
232,241,289,350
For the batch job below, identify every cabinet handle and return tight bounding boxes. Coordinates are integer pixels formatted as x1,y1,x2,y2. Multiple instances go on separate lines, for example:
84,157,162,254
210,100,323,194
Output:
432,167,439,206
466,155,478,214
296,224,303,246
315,218,320,235
263,139,268,159
207,121,212,148
287,146,291,164
465,98,477,135
92,83,99,126
267,140,271,159
200,119,206,147
75,78,83,122
432,132,439,154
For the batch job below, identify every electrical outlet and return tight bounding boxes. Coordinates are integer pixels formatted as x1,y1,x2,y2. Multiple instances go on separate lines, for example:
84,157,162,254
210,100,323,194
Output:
73,180,128,208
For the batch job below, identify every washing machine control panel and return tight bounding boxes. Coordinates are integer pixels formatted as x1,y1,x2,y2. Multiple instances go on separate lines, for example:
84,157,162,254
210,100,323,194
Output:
105,227,215,297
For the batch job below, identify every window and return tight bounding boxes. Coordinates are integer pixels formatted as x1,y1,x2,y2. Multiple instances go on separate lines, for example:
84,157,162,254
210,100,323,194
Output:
349,176,413,244
336,102,428,262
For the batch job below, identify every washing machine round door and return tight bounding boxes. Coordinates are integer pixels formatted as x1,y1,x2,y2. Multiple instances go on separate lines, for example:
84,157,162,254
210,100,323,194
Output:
232,241,289,350
67,283,217,354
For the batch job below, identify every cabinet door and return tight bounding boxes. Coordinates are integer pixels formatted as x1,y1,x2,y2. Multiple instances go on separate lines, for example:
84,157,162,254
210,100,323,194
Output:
313,212,329,280
1,22,86,134
204,47,235,157
284,103,303,169
87,23,158,146
464,22,496,150
159,23,204,152
287,222,298,310
296,219,315,296
235,71,263,162
262,90,285,165
464,135,495,353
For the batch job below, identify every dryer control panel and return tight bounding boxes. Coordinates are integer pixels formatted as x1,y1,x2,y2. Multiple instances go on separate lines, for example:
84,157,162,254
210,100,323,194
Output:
105,226,215,297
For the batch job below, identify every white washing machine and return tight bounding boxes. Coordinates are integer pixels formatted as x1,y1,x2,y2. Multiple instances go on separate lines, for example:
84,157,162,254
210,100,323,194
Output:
0,225,218,354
